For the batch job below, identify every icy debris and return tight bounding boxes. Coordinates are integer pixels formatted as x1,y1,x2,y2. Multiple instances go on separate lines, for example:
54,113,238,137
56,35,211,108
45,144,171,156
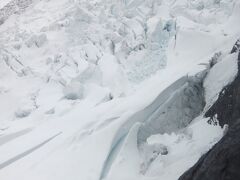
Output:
25,34,48,48
127,19,176,82
139,142,168,174
0,0,32,25
14,91,39,118
63,81,84,100
14,101,35,118
0,51,26,76
0,86,9,94
62,55,125,100
35,34,48,48
172,0,235,25
44,52,83,85
15,108,31,118
74,7,93,23
41,19,70,32
82,43,102,64
12,43,21,50
76,64,102,85
45,108,55,115
98,54,128,97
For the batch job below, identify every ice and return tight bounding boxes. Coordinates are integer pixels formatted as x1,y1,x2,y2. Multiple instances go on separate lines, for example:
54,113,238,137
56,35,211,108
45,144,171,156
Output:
0,0,240,180
204,53,238,109
63,81,84,100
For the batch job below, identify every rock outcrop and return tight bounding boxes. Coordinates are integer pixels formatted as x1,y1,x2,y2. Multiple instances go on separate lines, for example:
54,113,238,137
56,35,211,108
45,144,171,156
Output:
179,40,240,180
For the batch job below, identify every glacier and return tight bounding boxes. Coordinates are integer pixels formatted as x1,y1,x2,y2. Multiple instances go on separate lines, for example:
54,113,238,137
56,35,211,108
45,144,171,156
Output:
0,0,240,180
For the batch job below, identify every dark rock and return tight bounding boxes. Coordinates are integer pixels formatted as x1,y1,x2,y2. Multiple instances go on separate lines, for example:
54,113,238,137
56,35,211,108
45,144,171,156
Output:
179,119,240,180
205,43,240,127
178,40,240,180
231,39,240,54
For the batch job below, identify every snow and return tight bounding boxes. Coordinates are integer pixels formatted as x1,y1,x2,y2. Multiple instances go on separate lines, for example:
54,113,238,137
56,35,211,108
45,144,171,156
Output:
0,0,11,9
98,54,129,97
0,0,240,180
204,52,238,109
103,123,142,180
102,116,224,180
144,116,223,179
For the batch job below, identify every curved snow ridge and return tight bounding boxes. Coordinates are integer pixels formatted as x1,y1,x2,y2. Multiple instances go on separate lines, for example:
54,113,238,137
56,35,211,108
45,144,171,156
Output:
104,123,142,180
101,63,232,180
100,76,203,179
99,76,187,179
138,72,206,143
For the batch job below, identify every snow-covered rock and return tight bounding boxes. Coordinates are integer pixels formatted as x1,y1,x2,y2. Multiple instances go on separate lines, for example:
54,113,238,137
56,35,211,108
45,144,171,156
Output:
0,0,240,180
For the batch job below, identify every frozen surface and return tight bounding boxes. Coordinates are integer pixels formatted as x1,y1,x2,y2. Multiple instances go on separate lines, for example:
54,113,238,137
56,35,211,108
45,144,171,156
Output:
0,0,11,9
0,0,240,180
204,53,238,109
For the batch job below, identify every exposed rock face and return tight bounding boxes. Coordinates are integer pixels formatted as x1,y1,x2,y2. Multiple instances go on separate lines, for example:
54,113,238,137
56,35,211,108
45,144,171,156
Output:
205,39,240,127
179,40,240,180
231,39,240,54
205,52,240,127
179,119,240,180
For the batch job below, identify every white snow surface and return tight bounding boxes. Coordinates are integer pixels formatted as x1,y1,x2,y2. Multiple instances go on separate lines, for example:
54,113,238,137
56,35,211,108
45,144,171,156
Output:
204,52,239,110
0,0,11,9
0,0,240,180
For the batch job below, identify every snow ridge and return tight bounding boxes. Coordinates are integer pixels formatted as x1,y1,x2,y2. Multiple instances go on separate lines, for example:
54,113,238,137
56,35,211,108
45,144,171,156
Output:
0,0,240,180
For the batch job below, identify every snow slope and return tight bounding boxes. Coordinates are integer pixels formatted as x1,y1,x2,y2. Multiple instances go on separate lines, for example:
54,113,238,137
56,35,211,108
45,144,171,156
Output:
0,0,240,180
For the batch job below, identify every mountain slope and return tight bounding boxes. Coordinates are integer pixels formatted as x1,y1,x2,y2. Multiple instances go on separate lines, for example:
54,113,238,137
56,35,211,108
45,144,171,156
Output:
0,0,240,180
179,41,240,180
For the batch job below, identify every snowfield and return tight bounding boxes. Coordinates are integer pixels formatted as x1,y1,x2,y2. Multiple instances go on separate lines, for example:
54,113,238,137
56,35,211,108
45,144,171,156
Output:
0,0,240,180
